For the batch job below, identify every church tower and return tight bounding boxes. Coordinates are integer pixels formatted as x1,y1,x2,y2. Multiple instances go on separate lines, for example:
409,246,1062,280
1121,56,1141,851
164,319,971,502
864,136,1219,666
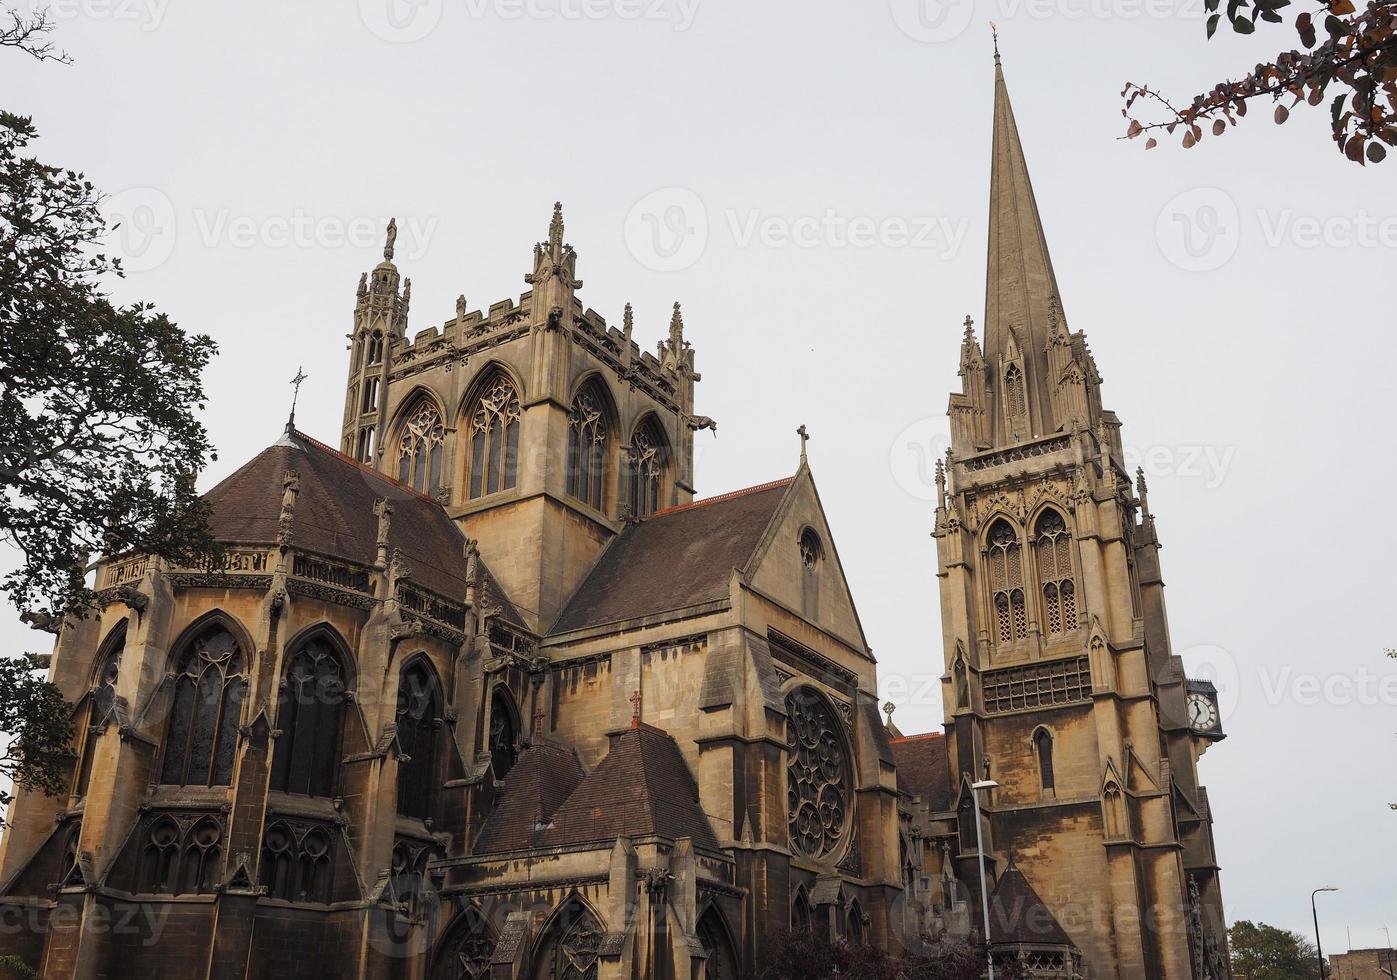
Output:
932,48,1230,979
338,204,708,631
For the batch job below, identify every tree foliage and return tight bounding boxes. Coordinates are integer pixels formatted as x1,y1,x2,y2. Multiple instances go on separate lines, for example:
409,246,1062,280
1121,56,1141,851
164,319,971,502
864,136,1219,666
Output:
1121,0,1397,164
0,110,221,618
0,656,73,814
1229,920,1323,979
757,931,1028,980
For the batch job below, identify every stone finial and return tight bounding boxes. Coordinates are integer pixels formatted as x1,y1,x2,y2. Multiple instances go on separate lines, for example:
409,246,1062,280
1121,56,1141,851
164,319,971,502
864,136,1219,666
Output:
935,457,946,505
797,424,811,465
630,688,642,728
357,272,368,297
1135,466,1151,516
402,277,412,309
882,701,896,727
548,201,564,253
383,217,397,262
456,294,467,320
669,301,684,350
533,709,545,739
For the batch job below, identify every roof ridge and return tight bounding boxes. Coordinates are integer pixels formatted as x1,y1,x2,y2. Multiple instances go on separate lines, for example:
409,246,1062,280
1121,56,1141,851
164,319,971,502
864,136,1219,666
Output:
890,732,945,743
649,476,794,519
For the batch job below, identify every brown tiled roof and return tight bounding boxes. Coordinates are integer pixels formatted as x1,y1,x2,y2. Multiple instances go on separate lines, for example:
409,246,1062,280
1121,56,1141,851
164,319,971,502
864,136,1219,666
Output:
204,428,518,613
989,862,1076,948
549,478,793,634
473,741,586,853
890,733,952,811
546,723,720,849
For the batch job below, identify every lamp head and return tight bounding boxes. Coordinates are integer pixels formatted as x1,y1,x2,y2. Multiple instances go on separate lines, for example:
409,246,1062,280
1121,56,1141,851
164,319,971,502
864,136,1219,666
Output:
972,780,1000,791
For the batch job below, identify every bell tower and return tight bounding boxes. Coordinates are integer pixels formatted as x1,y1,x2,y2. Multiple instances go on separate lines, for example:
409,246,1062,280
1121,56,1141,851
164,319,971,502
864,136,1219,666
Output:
933,47,1230,980
342,219,410,462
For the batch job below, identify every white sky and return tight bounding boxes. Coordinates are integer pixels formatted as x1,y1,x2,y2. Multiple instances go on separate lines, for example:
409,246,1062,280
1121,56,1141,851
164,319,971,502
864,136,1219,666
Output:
3,0,1394,955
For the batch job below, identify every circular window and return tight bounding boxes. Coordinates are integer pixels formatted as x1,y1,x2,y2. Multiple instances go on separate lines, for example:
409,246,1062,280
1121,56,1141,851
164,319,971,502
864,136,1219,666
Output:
798,528,823,570
785,687,850,860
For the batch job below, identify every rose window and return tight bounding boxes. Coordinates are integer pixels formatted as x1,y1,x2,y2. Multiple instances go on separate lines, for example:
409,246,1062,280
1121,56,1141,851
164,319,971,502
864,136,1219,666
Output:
785,688,851,859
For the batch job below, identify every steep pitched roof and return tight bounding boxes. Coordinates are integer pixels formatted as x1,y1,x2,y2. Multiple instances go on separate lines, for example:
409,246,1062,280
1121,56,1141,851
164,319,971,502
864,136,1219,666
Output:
546,723,720,849
204,428,519,616
983,47,1064,434
473,741,587,853
988,862,1077,948
889,732,952,811
549,477,794,634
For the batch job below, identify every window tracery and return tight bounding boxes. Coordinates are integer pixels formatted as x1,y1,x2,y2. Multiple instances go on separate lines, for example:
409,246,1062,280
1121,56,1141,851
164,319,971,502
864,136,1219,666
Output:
468,377,521,499
566,388,607,510
396,661,440,820
785,688,850,860
987,520,1028,643
799,528,824,570
439,907,496,980
1005,364,1026,420
1035,510,1077,634
260,820,333,904
1034,728,1056,794
488,689,518,781
536,901,602,980
397,402,445,496
269,638,346,798
627,419,666,518
160,623,245,787
138,813,223,895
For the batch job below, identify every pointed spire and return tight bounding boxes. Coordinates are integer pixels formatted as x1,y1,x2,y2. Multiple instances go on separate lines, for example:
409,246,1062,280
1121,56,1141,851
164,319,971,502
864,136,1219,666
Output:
984,38,1065,438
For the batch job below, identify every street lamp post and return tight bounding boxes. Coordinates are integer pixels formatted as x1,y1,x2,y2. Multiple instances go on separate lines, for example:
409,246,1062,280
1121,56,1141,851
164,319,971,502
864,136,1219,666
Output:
1311,886,1338,979
971,779,999,980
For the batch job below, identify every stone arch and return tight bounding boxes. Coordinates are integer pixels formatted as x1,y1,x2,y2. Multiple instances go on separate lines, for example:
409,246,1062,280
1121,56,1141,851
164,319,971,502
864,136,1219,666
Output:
696,901,740,980
432,903,497,979
269,623,354,798
389,385,449,496
624,412,671,518
395,653,444,820
157,611,251,788
458,363,524,501
1031,725,1056,798
487,683,521,780
532,893,605,980
566,372,619,512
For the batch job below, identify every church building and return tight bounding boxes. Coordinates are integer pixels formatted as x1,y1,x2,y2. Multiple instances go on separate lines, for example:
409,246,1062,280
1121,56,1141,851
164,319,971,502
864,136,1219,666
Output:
0,52,1230,980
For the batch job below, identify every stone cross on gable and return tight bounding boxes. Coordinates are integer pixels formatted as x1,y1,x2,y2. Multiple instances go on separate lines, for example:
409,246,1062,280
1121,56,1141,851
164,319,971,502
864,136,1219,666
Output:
630,689,642,727
288,366,307,429
797,424,810,464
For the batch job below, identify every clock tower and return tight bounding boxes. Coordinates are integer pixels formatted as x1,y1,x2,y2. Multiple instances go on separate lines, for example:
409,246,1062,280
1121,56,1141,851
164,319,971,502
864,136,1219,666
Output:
930,47,1232,980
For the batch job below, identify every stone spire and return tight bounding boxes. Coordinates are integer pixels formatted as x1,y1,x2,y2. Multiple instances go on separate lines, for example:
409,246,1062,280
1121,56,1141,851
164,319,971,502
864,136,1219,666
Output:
983,44,1064,441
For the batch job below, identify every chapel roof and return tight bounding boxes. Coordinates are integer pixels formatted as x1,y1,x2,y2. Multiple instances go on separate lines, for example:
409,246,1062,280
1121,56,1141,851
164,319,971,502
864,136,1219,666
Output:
988,861,1077,949
549,477,794,634
203,427,518,619
889,732,953,812
472,740,587,853
474,722,720,854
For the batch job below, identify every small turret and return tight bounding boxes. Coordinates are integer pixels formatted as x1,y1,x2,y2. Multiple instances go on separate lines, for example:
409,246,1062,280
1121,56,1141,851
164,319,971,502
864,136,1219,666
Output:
342,218,411,462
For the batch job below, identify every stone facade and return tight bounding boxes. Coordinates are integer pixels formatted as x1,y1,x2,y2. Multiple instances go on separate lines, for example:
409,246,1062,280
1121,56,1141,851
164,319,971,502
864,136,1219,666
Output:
1330,949,1397,980
0,53,1230,980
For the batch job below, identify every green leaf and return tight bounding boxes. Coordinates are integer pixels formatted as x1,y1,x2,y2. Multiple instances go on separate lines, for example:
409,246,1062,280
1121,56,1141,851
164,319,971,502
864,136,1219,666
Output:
1233,15,1256,31
1208,13,1222,35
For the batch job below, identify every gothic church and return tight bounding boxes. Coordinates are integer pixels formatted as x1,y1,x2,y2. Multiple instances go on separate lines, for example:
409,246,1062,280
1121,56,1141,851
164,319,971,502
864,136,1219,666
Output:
0,53,1230,980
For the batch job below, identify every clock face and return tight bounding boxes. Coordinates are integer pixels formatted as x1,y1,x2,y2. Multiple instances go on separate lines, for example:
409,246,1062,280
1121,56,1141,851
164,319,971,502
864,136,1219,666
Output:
1187,693,1218,731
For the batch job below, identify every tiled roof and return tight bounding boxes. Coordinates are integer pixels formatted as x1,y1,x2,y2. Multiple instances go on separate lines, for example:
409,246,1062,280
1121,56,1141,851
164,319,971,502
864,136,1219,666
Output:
889,732,952,811
203,429,518,622
474,723,719,854
473,741,586,853
549,478,793,634
989,862,1077,948
547,723,720,849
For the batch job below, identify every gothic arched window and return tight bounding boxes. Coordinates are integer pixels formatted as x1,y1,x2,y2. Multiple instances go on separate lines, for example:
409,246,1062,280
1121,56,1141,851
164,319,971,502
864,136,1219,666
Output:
987,520,1028,643
488,688,518,781
367,332,384,365
269,637,347,798
566,385,608,510
397,401,445,496
467,376,521,499
160,623,245,787
792,888,812,931
1005,364,1026,420
1034,728,1055,795
1035,509,1077,635
76,625,126,799
437,906,496,980
396,660,440,820
698,907,739,980
785,688,850,860
260,821,333,904
535,899,603,980
1104,783,1127,839
847,900,867,945
627,417,667,518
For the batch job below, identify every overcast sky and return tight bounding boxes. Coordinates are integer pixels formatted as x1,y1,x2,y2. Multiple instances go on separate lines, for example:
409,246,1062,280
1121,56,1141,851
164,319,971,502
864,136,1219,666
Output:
4,0,1394,954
